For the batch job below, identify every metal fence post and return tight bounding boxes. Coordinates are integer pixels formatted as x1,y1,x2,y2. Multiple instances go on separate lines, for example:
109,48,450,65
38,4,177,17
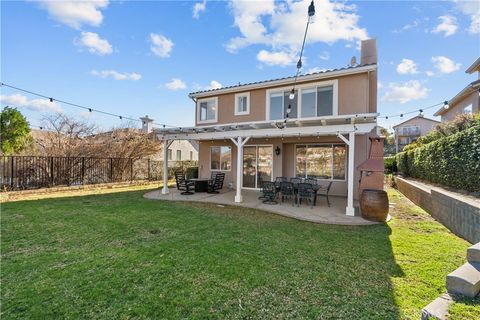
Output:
50,157,54,186
110,158,113,182
81,157,85,185
147,158,151,181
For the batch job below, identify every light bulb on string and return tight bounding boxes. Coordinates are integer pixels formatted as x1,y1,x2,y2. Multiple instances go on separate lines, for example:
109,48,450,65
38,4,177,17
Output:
289,89,295,100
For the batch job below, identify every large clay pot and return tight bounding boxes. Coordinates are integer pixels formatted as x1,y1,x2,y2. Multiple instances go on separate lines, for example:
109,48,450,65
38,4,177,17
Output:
360,189,389,222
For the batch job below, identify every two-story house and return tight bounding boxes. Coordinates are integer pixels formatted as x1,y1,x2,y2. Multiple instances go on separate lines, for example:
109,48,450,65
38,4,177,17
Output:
433,57,480,121
157,39,381,216
392,115,440,152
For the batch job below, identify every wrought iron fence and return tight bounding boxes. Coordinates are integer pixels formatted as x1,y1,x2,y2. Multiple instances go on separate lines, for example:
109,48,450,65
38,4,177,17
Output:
0,156,197,191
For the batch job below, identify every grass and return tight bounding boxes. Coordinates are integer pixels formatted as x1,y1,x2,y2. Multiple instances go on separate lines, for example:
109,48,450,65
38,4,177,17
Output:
1,187,478,319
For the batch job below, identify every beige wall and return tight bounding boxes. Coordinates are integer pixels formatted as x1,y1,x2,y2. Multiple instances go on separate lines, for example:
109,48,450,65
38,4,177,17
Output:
195,71,376,126
394,117,440,136
442,91,479,122
197,134,370,200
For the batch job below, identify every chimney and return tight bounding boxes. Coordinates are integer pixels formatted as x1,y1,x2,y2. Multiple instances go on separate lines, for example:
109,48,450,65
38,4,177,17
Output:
360,39,377,65
140,115,154,133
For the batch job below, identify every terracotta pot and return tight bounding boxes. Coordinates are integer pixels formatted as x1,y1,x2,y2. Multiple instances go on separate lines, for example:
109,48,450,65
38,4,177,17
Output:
360,189,389,222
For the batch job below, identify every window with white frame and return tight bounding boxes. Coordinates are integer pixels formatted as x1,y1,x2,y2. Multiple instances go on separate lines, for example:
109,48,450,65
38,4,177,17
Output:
211,146,231,171
295,144,346,180
300,85,333,118
167,149,172,160
198,98,217,123
190,151,193,160
235,92,250,115
176,150,181,161
268,90,298,120
464,104,473,114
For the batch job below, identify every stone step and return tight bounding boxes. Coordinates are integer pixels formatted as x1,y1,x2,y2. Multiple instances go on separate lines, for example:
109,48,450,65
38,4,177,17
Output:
467,242,480,264
446,262,480,298
421,293,452,320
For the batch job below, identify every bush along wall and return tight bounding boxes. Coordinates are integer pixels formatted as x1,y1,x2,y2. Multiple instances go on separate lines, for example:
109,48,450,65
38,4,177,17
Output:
396,125,480,192
384,156,397,174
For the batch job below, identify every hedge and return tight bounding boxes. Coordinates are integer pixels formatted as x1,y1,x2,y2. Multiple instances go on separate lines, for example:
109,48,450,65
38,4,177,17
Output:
396,125,480,192
384,156,397,174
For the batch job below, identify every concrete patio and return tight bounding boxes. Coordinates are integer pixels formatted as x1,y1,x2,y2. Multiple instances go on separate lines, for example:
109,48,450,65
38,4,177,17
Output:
144,188,378,226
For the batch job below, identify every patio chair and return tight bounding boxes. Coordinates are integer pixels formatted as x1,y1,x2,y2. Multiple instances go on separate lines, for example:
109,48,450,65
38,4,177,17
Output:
261,181,277,205
175,171,194,195
258,178,267,200
207,172,225,194
274,177,288,192
317,181,333,207
279,181,295,205
296,183,315,208
305,178,318,186
290,177,302,185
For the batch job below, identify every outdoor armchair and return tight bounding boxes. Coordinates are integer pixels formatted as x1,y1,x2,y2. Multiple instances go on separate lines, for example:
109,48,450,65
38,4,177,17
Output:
175,171,194,195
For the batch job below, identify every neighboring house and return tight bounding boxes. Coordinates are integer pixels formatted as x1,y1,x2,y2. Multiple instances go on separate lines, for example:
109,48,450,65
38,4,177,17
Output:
392,115,440,152
160,140,198,161
140,115,198,161
434,57,480,121
157,39,381,216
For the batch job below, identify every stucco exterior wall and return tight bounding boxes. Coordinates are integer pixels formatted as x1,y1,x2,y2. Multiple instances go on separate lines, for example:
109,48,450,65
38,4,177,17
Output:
195,71,375,126
394,117,440,136
441,91,479,122
197,134,370,200
159,140,198,161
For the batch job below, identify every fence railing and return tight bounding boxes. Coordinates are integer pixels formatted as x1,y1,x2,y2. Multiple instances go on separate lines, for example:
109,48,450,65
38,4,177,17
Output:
0,156,198,191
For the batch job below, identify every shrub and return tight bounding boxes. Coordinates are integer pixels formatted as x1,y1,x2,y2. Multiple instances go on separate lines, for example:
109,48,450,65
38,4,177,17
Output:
186,167,198,180
396,125,480,192
384,156,397,174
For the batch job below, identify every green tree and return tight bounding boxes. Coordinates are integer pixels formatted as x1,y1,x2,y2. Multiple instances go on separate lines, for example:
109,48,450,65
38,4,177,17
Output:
379,126,396,156
0,106,32,155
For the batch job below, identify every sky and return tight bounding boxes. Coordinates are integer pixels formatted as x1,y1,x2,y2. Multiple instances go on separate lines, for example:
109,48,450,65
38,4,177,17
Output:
1,0,479,132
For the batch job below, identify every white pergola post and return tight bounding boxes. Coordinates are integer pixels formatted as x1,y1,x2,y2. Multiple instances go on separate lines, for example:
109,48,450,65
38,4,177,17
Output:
337,132,356,216
230,136,250,203
162,140,173,195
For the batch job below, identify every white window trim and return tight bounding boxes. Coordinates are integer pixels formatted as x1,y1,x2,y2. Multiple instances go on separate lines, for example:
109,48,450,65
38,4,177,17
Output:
234,92,250,116
197,97,218,124
266,79,338,121
293,143,347,182
210,145,232,172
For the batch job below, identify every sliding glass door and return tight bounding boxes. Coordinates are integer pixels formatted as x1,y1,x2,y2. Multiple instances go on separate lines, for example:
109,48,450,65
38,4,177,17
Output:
243,145,273,188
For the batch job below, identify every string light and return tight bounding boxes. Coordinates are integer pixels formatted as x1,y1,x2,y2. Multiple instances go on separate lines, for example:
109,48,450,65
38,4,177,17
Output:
0,82,178,128
377,101,446,120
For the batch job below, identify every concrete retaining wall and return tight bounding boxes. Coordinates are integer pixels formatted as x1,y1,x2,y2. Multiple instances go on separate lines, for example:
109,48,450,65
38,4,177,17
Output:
396,177,480,243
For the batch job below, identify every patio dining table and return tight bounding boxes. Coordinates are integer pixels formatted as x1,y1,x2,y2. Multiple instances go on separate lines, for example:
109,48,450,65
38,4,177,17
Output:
273,181,325,206
188,178,212,193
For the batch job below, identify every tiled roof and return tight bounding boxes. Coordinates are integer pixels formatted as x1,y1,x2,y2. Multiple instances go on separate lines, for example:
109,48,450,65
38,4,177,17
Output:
188,63,376,96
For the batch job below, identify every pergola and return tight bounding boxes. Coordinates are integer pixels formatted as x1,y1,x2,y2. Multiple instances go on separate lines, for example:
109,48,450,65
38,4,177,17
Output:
156,113,378,216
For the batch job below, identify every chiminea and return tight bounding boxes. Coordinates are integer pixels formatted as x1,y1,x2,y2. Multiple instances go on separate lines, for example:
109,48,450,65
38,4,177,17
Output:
357,134,389,222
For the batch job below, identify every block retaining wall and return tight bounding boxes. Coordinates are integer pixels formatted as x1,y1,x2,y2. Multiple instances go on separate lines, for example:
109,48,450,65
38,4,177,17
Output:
396,176,480,243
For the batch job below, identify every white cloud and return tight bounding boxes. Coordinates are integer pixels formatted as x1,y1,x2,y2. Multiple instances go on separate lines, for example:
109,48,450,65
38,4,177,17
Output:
456,0,480,33
206,80,222,90
226,0,368,53
381,80,429,104
193,0,207,19
432,15,458,37
306,67,328,74
393,19,420,33
256,49,296,66
377,81,383,89
38,0,109,29
149,33,174,58
432,56,461,74
0,94,63,113
319,51,330,60
426,70,435,77
165,78,187,90
396,58,419,75
91,70,141,81
76,31,113,55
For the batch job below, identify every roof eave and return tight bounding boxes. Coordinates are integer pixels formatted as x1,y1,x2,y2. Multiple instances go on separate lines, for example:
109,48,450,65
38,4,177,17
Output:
465,57,480,74
188,64,377,98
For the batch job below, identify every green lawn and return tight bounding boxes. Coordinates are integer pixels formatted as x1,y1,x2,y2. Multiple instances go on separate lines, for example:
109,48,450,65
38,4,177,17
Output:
1,187,478,319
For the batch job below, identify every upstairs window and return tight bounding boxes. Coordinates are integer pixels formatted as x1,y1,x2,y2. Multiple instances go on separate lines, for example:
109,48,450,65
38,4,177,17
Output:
300,85,333,118
268,90,298,120
198,98,217,123
235,92,250,115
176,150,181,161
